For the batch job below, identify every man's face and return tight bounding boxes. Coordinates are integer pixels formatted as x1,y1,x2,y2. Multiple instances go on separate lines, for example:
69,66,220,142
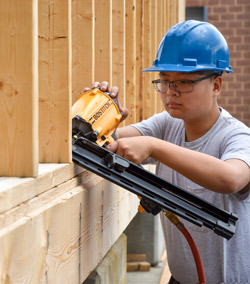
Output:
158,71,219,122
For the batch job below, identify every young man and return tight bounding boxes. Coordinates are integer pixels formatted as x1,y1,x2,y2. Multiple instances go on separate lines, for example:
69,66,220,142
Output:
85,21,250,283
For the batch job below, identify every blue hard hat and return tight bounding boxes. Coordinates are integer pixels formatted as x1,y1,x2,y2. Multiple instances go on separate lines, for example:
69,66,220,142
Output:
143,20,233,73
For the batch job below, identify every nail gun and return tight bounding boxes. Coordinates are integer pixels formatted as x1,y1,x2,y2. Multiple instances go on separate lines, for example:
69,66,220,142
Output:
72,88,238,240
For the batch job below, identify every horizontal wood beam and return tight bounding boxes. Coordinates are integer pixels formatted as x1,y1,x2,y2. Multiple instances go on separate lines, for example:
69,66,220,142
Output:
0,170,139,283
0,164,83,214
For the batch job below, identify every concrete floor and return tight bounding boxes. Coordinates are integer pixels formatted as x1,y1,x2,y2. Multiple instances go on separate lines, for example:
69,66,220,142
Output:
127,257,170,284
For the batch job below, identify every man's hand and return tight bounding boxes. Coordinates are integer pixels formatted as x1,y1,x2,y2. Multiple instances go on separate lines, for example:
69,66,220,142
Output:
83,81,129,122
106,136,154,164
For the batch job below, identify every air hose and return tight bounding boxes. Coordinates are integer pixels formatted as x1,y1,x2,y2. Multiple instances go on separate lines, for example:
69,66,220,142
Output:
165,212,206,284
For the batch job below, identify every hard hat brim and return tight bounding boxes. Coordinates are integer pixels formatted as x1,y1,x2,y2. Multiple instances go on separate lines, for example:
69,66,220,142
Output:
142,64,233,73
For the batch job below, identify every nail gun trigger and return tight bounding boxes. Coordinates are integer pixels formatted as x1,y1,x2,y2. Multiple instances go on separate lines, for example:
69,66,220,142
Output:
104,153,130,172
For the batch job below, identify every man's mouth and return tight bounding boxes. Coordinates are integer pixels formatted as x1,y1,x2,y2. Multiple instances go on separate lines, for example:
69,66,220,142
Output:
167,101,181,107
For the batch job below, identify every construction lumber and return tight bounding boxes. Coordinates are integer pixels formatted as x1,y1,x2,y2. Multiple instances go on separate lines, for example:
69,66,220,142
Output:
135,0,143,122
0,163,83,214
84,234,127,284
112,0,125,122
127,253,147,262
142,0,152,120
127,253,151,272
0,0,38,177
94,0,111,83
0,170,139,283
72,0,94,104
127,261,151,272
125,0,137,125
38,0,72,163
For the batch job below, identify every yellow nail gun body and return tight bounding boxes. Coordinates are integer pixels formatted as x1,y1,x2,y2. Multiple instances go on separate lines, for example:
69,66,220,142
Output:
72,88,123,147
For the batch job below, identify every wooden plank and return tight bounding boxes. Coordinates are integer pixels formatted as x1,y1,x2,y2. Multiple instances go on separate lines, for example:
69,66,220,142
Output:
92,234,127,284
178,0,186,23
127,254,146,262
150,1,157,116
94,0,111,83
125,0,137,125
38,0,72,163
127,261,151,272
0,163,84,214
135,0,143,122
112,0,126,126
156,0,164,114
102,181,120,256
142,0,152,120
0,0,38,177
0,171,138,283
72,0,94,104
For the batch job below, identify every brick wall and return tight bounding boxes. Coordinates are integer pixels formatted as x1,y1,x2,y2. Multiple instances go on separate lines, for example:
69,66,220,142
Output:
186,0,250,127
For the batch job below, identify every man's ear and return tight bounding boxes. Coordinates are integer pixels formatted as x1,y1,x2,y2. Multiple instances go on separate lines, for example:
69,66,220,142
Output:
213,76,223,97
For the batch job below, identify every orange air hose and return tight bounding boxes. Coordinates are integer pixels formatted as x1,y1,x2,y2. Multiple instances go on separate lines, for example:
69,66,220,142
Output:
165,212,206,284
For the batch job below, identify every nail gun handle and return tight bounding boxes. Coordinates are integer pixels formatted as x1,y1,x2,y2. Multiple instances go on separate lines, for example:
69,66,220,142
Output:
98,87,124,117
111,97,123,117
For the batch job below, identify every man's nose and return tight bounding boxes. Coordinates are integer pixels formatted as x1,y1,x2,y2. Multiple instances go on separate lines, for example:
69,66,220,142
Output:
166,82,178,95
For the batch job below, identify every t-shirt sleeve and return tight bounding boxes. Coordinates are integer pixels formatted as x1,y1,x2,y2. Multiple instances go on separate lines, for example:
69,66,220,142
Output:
220,124,250,200
130,111,171,139
220,125,250,168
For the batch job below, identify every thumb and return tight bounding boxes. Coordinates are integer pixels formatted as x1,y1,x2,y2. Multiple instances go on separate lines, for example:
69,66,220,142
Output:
106,141,118,152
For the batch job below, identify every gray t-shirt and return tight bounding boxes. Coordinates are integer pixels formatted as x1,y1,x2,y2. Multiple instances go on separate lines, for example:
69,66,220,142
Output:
132,108,250,284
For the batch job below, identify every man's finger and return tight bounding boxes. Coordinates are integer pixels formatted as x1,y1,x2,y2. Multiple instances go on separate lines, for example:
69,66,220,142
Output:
106,141,118,153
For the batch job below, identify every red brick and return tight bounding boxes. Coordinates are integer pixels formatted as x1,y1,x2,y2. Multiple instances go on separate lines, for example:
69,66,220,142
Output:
214,7,228,13
244,21,250,28
238,90,250,97
230,52,242,59
230,67,242,74
221,90,233,97
220,28,235,36
237,0,250,4
243,66,250,73
228,82,242,89
243,97,250,104
221,0,235,4
236,105,249,112
236,44,249,50
208,0,219,5
186,0,206,6
237,29,250,36
228,97,241,104
236,74,250,81
214,21,228,29
242,119,250,127
237,14,250,20
244,36,250,43
243,51,250,58
229,5,243,12
228,36,242,43
228,44,236,52
220,13,235,21
228,21,243,29
236,59,250,66
225,106,236,113
208,14,219,21
243,112,250,119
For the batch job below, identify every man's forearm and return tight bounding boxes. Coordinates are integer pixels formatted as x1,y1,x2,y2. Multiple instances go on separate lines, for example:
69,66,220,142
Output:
116,126,142,139
151,138,250,194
